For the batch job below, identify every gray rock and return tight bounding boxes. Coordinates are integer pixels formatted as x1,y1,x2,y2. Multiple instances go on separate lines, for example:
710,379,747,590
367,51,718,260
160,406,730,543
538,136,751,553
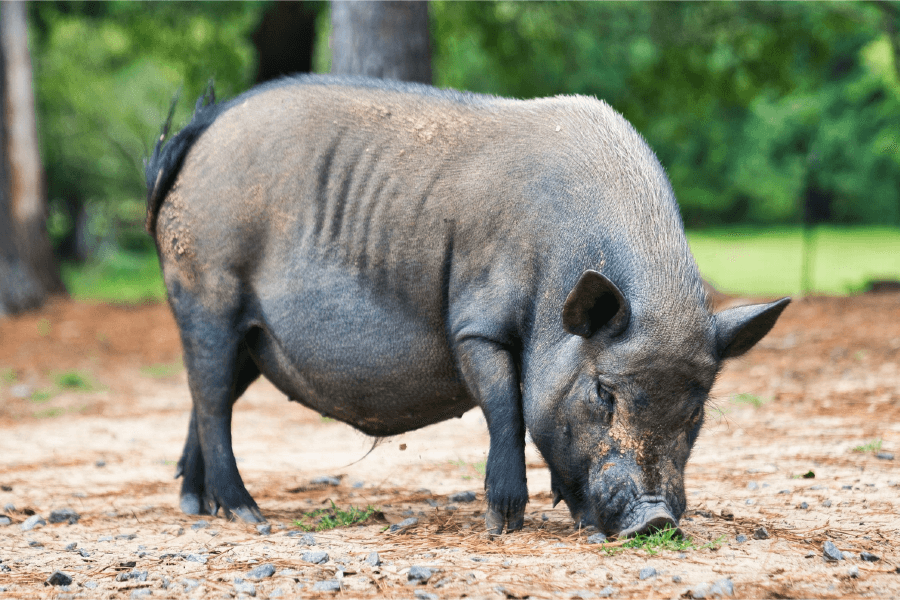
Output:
366,551,381,567
673,575,683,583
21,514,45,531
49,508,80,525
312,579,341,592
448,491,477,503
116,533,137,540
823,499,832,507
597,586,615,598
116,570,148,582
245,563,275,580
184,553,207,564
64,542,77,551
256,524,271,536
46,571,73,586
711,578,734,597
78,549,91,558
408,566,434,584
190,520,209,530
297,533,316,546
691,583,711,599
752,527,769,540
270,588,284,598
84,581,98,590
181,578,200,591
823,541,843,561
876,452,894,461
389,517,418,532
310,475,341,486
352,480,364,488
234,581,256,596
860,551,880,562
95,460,106,467
587,532,607,544
639,567,657,580
130,589,152,599
3,503,14,512
799,502,808,510
735,535,747,543
302,551,329,564
28,540,43,547
445,504,458,511
98,535,113,542
848,565,859,578
745,499,755,505
0,517,11,526
746,481,758,490
841,485,853,490
415,591,439,600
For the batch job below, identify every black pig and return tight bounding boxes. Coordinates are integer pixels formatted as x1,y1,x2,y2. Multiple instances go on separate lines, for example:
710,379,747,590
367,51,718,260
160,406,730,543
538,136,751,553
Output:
146,76,789,536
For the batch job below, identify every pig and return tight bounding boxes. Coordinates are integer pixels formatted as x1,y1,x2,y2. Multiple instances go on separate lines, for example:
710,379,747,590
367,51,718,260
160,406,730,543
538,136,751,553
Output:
145,75,789,537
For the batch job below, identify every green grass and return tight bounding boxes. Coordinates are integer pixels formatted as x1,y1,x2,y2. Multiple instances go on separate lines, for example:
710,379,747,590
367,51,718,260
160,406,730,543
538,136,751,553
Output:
293,501,377,532
687,226,900,296
140,360,183,379
0,368,16,384
853,439,883,453
731,392,767,408
61,250,166,303
53,370,96,391
601,527,725,555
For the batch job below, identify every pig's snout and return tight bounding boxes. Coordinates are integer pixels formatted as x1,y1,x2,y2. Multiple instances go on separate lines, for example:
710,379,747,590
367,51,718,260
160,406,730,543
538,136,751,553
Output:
615,498,681,538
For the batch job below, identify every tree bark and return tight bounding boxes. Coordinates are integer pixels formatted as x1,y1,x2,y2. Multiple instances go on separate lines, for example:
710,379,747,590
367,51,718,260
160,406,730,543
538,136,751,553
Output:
0,1,63,316
330,1,431,84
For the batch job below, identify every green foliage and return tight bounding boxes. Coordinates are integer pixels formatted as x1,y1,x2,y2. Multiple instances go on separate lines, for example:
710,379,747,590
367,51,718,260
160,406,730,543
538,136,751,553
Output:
140,360,183,379
1,368,17,384
60,250,167,303
54,370,96,391
293,501,377,531
30,388,55,403
600,527,724,555
853,439,883,453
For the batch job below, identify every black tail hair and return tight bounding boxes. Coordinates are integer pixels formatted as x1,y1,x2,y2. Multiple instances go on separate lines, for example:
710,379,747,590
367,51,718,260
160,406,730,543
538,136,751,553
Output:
144,80,221,237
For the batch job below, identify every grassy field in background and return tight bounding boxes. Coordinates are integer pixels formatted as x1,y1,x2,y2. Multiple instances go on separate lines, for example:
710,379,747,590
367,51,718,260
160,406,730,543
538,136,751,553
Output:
687,226,900,297
59,226,899,303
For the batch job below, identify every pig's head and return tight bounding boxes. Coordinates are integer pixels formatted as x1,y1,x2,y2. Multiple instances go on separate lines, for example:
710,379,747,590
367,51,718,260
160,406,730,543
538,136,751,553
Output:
527,270,789,538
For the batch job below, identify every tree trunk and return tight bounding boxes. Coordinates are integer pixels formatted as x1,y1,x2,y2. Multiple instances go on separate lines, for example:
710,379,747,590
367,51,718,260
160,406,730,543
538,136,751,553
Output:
330,1,431,84
0,1,63,316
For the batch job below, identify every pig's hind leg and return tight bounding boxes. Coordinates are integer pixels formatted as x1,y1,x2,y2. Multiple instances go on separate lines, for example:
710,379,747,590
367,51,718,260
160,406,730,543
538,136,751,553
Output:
168,282,265,523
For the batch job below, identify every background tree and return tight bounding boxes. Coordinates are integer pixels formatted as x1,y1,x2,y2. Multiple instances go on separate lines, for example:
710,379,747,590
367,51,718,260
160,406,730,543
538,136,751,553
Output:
331,0,431,84
0,1,63,315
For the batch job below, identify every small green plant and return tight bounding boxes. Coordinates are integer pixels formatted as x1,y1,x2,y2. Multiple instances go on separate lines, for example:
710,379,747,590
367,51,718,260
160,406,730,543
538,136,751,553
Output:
1,368,17,384
54,371,96,391
30,388,56,403
140,361,183,379
731,393,767,408
853,439,883,453
449,458,485,480
33,407,64,419
293,501,376,532
473,460,486,476
601,528,725,555
320,416,335,423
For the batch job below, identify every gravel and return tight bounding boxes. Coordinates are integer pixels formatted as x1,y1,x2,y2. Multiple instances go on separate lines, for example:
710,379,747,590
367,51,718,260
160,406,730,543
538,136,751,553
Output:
597,586,616,598
294,533,316,546
310,475,341,486
823,541,844,561
746,481,759,490
130,589,152,599
639,567,657,580
823,499,832,507
190,520,209,530
302,551,329,564
64,542,77,551
735,535,747,543
366,551,382,567
0,516,10,526
753,527,769,540
256,524,271,536
245,563,275,580
389,517,418,532
20,514,45,531
408,566,435,584
448,491,477,503
312,579,341,592
49,508,80,525
876,452,895,461
46,571,73,586
586,532,608,544
690,578,734,599
415,591,439,600
116,570,148,582
234,580,257,596
860,551,880,562
848,565,860,578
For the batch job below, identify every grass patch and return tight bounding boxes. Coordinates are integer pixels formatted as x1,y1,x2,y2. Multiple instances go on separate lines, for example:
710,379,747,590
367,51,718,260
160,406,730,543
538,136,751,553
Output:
0,368,16,384
30,388,56,403
731,392,767,408
602,527,725,555
61,250,166,304
53,370,96,391
853,439,883,453
687,225,900,296
140,360,183,379
293,501,377,532
33,407,65,419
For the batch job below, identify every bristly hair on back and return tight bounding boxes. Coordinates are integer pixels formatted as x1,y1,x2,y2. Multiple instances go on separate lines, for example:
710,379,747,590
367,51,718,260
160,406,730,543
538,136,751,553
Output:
144,80,222,237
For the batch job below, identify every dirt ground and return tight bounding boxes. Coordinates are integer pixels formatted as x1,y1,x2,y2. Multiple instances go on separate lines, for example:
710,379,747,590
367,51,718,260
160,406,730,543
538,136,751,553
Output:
0,292,898,599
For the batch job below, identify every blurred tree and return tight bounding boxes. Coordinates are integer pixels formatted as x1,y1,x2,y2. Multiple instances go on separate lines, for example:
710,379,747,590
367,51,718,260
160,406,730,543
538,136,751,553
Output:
331,0,431,84
0,1,63,315
253,1,321,83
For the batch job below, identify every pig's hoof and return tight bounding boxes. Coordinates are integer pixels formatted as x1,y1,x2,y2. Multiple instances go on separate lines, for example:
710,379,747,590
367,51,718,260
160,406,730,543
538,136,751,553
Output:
485,505,525,534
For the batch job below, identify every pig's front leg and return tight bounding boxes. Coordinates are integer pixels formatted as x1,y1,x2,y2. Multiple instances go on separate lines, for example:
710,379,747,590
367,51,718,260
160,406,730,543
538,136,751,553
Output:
455,337,527,534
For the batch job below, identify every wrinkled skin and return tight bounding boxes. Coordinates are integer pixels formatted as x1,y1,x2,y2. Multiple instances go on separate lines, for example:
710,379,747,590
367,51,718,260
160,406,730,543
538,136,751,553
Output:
146,75,790,536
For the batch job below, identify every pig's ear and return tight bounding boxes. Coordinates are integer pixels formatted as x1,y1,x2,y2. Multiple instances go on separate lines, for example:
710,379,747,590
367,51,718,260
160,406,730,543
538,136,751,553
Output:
562,270,631,338
715,297,791,359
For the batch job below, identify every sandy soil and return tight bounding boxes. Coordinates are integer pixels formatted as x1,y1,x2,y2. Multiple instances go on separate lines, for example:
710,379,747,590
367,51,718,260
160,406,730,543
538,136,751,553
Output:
0,293,898,599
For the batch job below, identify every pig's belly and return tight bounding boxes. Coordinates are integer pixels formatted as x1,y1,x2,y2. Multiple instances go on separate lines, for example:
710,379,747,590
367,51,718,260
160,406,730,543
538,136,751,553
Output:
248,266,476,436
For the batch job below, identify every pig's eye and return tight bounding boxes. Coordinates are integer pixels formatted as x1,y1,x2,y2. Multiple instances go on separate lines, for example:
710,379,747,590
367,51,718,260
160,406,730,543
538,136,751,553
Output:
594,383,615,425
